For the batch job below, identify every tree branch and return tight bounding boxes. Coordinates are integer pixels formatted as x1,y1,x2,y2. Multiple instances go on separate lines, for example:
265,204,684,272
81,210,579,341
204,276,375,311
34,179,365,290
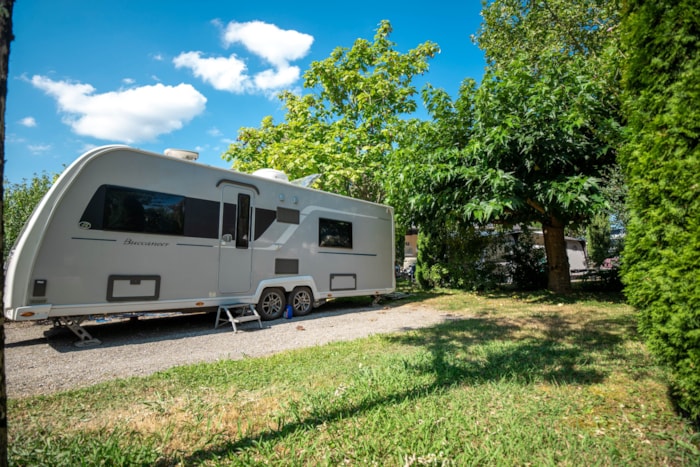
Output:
526,197,546,214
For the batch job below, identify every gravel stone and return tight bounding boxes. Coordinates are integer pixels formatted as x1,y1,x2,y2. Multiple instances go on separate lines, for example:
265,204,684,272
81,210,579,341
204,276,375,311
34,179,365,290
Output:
5,301,449,398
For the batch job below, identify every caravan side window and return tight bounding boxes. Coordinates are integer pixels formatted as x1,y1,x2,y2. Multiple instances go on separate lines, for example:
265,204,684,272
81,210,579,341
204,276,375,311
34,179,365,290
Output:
184,198,220,239
80,185,219,239
319,218,353,249
103,187,184,235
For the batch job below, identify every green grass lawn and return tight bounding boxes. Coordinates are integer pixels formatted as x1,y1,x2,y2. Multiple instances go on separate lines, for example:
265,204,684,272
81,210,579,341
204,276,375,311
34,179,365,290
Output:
8,290,700,466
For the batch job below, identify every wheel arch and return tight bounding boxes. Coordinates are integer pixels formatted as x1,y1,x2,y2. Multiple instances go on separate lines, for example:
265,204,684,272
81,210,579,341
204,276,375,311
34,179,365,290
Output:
252,276,319,304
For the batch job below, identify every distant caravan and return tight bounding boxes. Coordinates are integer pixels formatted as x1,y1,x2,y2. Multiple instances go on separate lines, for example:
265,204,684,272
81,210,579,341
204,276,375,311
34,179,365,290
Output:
4,146,395,343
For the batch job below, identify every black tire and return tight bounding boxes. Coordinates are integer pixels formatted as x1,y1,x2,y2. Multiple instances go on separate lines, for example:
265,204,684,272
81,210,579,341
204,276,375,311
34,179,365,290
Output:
288,287,313,316
256,288,286,321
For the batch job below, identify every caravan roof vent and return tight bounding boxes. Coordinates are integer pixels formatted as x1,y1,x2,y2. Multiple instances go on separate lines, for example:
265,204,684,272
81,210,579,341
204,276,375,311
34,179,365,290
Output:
252,168,289,183
164,148,199,161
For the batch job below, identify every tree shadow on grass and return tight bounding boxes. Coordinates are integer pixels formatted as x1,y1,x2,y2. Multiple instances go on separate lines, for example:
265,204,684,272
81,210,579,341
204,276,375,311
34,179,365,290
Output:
173,310,632,465
390,317,609,386
479,289,627,305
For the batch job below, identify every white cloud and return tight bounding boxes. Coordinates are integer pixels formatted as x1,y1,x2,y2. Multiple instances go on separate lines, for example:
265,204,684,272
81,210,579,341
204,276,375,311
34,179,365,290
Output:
253,64,301,91
28,144,51,154
122,78,135,85
19,116,37,127
30,75,207,143
223,21,314,67
173,51,250,93
175,20,313,94
4,133,25,144
207,127,223,137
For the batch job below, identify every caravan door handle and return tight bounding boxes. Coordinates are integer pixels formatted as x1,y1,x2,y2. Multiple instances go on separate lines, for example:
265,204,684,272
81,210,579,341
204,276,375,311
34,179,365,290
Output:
222,234,233,243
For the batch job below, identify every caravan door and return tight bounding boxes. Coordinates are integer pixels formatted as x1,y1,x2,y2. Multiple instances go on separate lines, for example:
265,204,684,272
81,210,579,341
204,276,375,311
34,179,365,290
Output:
218,185,254,293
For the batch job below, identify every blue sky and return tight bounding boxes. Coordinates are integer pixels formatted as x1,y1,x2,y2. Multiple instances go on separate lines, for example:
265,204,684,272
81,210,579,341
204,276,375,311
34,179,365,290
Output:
5,0,486,183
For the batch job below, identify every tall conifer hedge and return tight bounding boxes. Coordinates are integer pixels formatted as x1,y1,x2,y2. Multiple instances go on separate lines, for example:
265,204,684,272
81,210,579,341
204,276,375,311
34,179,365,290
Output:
620,0,700,420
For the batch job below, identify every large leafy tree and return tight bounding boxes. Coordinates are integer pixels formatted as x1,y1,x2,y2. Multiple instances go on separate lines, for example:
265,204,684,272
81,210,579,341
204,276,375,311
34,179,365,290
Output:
620,0,700,421
469,57,620,292
223,20,439,203
387,79,478,223
386,81,483,287
392,0,622,293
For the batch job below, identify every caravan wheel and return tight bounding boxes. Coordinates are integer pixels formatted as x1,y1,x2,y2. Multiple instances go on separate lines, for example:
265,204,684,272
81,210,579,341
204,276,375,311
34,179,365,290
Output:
257,288,286,320
289,287,313,316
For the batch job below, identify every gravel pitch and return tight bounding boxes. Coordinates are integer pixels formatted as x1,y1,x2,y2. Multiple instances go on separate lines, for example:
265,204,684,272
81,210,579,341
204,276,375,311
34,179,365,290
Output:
4,301,450,398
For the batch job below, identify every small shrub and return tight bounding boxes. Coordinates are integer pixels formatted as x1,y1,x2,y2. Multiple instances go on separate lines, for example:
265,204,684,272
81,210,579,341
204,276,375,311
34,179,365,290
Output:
4,173,55,260
587,212,612,268
415,223,501,291
504,230,547,290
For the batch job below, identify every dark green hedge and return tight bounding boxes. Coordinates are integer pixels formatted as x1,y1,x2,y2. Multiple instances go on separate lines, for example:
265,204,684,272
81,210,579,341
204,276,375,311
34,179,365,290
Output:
620,0,700,420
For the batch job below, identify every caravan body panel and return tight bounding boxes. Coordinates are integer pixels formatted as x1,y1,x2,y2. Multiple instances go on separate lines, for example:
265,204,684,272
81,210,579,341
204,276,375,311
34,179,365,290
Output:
4,146,395,321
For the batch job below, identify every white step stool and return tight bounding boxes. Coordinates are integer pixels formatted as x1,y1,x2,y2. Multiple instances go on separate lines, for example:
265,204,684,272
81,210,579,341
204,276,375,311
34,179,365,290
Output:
215,304,263,332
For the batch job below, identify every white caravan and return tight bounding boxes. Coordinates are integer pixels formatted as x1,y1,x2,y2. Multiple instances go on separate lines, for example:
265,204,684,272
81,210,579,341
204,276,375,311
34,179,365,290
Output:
4,146,395,342
523,231,589,274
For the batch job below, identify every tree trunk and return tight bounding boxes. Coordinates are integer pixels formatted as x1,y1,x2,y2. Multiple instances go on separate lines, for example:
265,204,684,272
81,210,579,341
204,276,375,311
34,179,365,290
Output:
542,217,572,294
0,1,14,465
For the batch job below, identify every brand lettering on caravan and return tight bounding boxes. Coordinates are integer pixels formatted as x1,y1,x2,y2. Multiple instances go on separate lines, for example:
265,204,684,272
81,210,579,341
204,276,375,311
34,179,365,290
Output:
124,238,170,247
